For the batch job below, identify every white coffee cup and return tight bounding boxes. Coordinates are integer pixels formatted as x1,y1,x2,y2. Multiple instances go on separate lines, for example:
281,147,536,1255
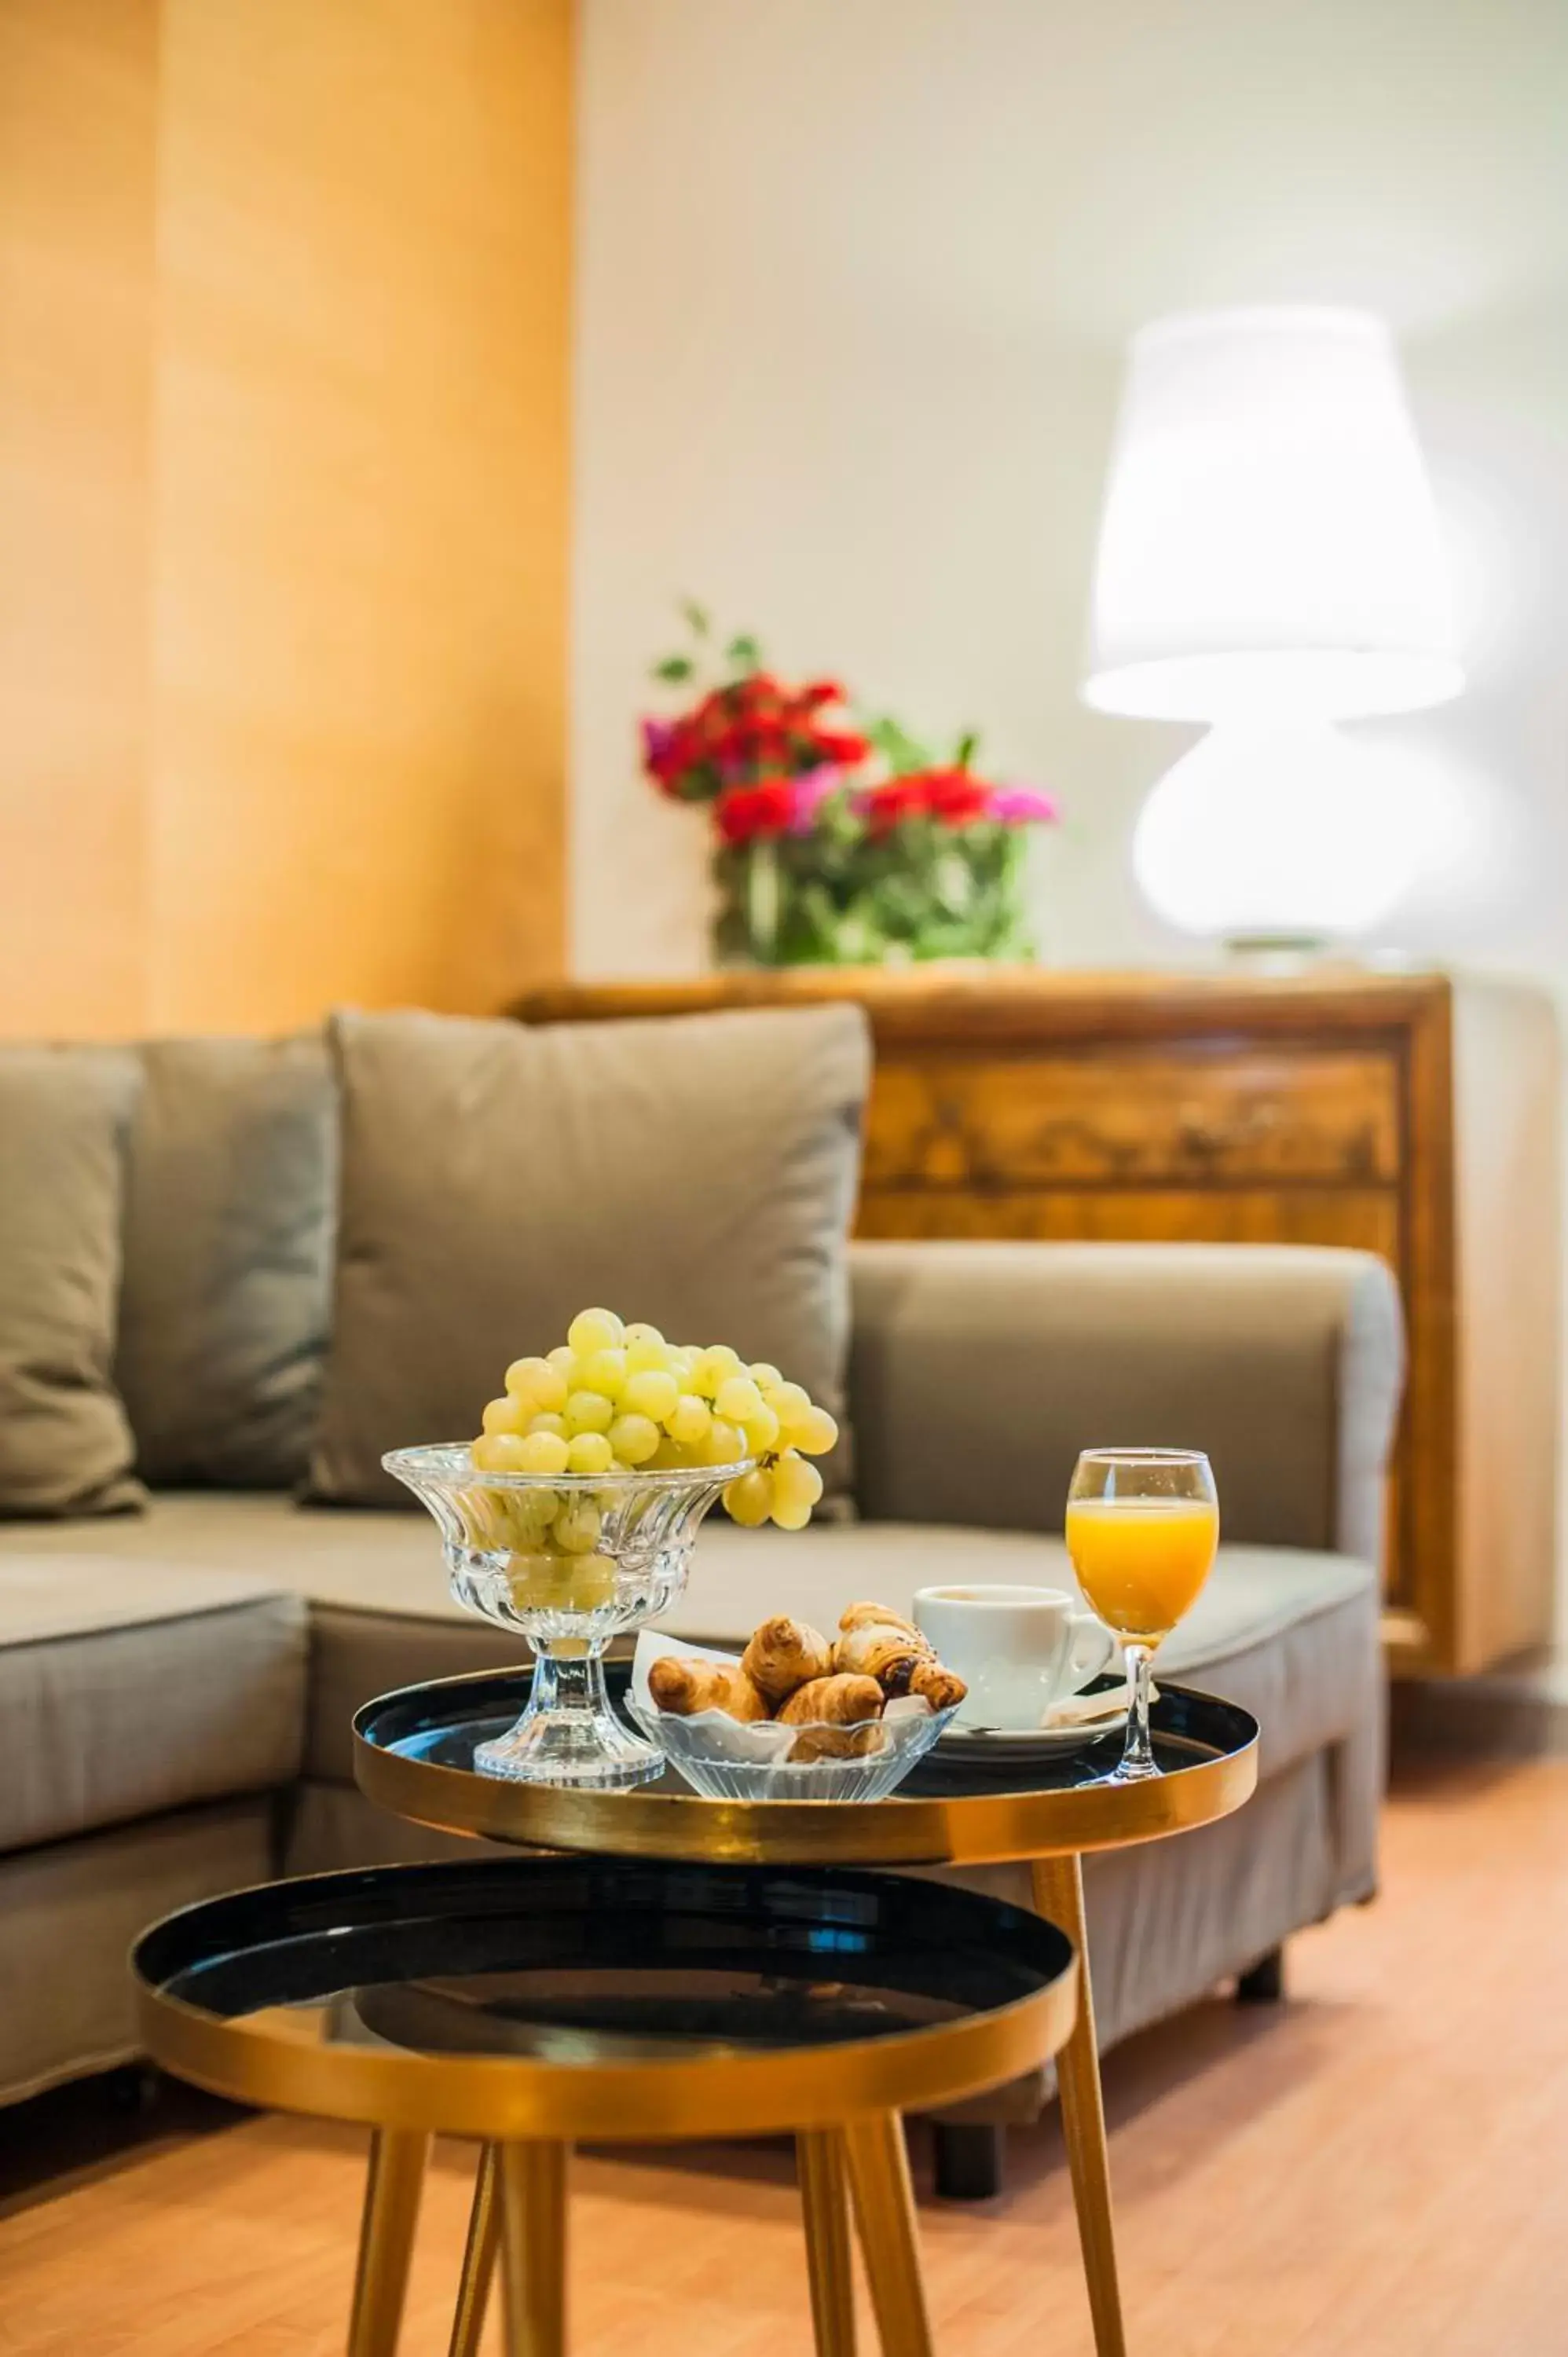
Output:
912,1584,1118,1731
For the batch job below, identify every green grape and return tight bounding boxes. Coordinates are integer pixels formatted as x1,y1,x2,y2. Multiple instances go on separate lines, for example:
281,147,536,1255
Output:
791,1405,839,1457
568,1307,624,1356
714,1373,764,1424
724,1467,775,1527
482,1395,529,1436
769,1494,813,1531
748,1361,783,1392
547,1344,576,1376
740,1402,781,1454
506,1355,567,1412
516,1428,571,1475
553,1497,603,1554
691,1344,742,1398
645,1435,690,1469
507,1551,570,1610
471,1431,531,1474
528,1411,569,1440
765,1380,812,1432
562,1554,617,1613
624,1324,669,1373
509,1486,560,1536
607,1413,661,1465
564,1390,614,1436
666,1392,712,1447
771,1448,823,1513
624,1367,679,1422
577,1347,628,1399
702,1417,746,1466
566,1431,614,1475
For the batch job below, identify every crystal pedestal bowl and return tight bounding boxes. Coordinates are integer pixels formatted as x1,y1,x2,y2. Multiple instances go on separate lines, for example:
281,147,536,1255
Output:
383,1443,753,1789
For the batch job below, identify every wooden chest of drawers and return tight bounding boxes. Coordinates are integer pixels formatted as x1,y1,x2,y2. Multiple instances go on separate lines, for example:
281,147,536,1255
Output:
515,966,1562,1675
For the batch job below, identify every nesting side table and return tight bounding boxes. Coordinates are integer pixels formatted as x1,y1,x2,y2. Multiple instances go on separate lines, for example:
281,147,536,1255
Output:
354,1667,1259,2356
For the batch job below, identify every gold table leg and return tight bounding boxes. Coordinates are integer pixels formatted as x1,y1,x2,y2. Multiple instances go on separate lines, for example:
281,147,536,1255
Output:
449,2143,501,2357
1032,1853,1127,2357
841,2112,933,2357
349,2127,430,2357
798,2128,857,2355
498,2139,569,2357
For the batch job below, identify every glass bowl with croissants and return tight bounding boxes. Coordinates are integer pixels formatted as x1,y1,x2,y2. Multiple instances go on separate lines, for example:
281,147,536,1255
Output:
627,1603,967,1801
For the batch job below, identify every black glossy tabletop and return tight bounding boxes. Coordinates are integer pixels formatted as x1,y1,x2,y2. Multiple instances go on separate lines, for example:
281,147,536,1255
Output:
360,1662,1256,1802
134,1857,1075,2095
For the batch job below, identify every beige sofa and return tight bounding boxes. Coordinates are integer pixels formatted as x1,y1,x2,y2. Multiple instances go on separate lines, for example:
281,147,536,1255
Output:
0,1232,1402,2182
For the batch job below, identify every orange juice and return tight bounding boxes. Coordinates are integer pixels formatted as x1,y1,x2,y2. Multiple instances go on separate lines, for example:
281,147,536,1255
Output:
1064,1497,1219,1643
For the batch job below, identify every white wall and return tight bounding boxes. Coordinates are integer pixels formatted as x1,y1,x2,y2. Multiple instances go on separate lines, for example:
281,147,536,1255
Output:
572,0,1568,1599
573,0,1568,986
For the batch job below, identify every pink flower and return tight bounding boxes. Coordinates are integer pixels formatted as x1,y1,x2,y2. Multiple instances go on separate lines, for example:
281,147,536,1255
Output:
989,786,1061,825
640,717,680,770
786,767,844,833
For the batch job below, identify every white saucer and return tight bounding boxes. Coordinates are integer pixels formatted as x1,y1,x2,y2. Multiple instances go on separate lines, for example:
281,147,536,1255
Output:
935,1693,1133,1763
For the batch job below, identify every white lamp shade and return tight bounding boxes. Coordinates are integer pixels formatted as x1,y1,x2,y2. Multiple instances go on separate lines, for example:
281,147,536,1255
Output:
1084,307,1463,721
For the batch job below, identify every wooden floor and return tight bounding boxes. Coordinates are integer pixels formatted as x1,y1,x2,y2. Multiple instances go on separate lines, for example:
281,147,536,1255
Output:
3,1744,1566,2355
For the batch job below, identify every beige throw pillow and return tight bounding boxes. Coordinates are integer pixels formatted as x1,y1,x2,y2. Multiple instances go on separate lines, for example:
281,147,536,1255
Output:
0,1046,145,1517
115,1034,339,1488
309,1004,870,1508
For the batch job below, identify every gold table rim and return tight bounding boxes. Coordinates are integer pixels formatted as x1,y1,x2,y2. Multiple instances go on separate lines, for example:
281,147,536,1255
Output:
351,1673,1259,1868
133,1864,1080,2143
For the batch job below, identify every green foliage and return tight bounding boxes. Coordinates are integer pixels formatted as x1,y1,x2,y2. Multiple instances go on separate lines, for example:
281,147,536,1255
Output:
680,598,711,638
651,654,694,684
861,712,936,775
711,789,1037,968
724,632,764,674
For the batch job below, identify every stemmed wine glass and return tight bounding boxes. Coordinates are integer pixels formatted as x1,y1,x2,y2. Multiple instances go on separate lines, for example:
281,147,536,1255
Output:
1064,1448,1219,1783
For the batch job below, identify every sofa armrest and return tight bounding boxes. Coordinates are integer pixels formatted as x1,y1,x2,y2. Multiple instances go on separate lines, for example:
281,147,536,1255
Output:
848,1241,1404,1558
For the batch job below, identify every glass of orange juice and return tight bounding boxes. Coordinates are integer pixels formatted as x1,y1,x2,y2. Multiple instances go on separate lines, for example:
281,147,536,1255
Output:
1064,1449,1219,1783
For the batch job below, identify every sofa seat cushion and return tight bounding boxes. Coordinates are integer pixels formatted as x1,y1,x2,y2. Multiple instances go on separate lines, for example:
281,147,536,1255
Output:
0,1556,307,1853
0,1494,1376,1789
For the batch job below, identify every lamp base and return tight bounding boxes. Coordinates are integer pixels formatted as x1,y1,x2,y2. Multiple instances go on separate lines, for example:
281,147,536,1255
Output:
1132,723,1412,945
1222,932,1334,965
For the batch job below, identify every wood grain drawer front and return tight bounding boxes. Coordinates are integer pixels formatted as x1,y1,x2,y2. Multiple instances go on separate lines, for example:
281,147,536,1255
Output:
863,1049,1401,1190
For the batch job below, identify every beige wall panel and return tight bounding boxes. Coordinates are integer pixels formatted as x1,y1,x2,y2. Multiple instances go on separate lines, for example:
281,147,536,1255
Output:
0,0,158,1038
148,0,571,1033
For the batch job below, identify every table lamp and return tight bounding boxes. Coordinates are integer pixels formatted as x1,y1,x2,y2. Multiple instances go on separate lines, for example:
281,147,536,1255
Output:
1083,306,1464,949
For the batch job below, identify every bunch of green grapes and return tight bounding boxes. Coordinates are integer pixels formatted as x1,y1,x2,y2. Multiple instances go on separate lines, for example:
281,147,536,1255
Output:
469,1306,837,1536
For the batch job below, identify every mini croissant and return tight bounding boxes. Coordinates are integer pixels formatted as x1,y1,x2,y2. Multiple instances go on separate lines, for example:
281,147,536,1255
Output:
909,1659,967,1712
788,1721,885,1764
741,1615,833,1703
646,1657,770,1722
838,1602,925,1640
833,1618,935,1695
776,1672,885,1728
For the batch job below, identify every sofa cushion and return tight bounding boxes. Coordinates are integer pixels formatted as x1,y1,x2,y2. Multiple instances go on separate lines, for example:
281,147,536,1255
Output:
308,1004,870,1507
0,1798,279,2105
0,1491,1376,1788
115,1033,339,1489
0,1046,144,1519
0,1556,306,1851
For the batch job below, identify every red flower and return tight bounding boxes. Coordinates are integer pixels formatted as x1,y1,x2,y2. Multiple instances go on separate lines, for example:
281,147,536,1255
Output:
812,728,871,768
858,768,994,832
716,780,797,845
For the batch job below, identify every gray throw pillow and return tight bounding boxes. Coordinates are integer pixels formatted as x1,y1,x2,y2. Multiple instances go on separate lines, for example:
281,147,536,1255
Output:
0,1046,145,1518
309,1003,870,1507
115,1034,339,1487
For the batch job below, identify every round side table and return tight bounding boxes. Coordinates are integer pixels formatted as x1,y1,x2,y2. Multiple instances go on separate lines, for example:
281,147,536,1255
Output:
134,1855,1077,2357
354,1667,1259,2357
